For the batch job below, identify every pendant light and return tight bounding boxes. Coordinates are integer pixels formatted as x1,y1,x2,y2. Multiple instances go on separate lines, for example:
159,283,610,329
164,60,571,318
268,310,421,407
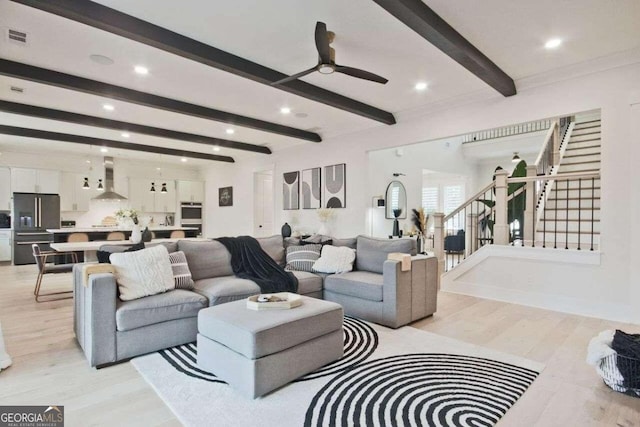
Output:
97,179,104,191
160,183,168,193
150,182,156,192
82,177,90,189
512,152,521,163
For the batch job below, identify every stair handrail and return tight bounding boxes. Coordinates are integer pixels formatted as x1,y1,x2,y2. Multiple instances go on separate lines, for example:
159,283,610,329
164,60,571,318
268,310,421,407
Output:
534,122,556,173
507,170,600,184
443,181,495,222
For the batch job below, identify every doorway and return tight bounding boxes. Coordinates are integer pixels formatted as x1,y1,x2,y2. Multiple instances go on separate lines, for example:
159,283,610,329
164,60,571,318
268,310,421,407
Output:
253,170,274,237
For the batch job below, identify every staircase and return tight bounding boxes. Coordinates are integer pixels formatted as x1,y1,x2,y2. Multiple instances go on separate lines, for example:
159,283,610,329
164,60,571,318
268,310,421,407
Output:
536,119,601,249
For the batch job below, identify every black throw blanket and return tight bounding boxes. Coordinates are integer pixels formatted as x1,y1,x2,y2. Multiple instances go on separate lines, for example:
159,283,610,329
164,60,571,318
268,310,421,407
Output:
215,236,298,294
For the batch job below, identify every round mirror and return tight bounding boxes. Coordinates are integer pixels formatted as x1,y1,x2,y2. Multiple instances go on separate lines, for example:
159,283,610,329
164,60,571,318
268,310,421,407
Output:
385,180,407,219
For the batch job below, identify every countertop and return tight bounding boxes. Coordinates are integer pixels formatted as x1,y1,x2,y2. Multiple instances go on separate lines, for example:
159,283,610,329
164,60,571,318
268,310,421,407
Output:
51,237,209,252
46,226,198,233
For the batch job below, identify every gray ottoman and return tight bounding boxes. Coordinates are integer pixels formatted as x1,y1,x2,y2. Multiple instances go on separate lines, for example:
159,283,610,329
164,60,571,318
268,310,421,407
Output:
197,296,343,398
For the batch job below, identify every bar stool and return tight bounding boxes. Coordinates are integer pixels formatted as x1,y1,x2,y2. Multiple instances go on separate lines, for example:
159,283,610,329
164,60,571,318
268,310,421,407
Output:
170,230,185,239
67,233,89,243
32,244,78,302
106,232,126,241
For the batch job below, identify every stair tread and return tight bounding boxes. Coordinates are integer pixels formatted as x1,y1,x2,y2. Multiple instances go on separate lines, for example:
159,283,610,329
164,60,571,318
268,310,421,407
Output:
563,153,601,158
561,160,601,166
570,131,601,137
565,145,601,151
575,119,601,126
556,169,600,174
540,218,601,222
568,138,601,143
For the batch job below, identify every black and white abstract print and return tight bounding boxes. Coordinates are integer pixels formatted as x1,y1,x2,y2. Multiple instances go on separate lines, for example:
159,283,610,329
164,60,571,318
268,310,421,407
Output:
324,163,346,208
301,167,321,209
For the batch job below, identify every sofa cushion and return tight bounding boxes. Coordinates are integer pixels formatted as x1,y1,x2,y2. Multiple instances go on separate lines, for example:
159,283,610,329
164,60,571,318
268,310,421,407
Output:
256,235,285,267
332,237,357,250
115,289,207,331
286,244,322,272
178,240,233,280
194,276,260,306
324,271,384,302
355,236,414,274
290,271,323,295
110,245,174,300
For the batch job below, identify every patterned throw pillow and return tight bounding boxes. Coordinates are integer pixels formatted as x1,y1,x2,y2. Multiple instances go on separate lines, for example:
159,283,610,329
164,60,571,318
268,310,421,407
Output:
286,244,322,272
168,251,195,290
110,245,174,301
312,245,357,274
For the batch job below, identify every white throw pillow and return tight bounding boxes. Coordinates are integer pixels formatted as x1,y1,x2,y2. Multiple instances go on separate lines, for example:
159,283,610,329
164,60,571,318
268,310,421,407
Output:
312,245,356,274
110,244,175,301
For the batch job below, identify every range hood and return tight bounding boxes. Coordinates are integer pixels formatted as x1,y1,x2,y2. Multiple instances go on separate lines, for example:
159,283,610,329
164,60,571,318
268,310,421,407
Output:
92,157,127,201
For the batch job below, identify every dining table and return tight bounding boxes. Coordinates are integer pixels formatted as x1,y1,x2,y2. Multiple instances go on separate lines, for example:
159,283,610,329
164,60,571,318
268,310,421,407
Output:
50,237,209,262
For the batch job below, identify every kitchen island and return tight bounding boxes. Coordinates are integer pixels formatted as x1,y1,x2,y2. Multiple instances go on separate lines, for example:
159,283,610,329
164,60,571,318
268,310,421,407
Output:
47,226,199,243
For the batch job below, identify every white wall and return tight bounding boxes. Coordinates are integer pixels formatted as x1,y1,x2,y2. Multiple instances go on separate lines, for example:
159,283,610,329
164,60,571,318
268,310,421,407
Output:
202,60,640,323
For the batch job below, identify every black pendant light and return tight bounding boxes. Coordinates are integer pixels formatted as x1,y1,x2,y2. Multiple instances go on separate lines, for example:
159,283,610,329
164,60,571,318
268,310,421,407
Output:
160,183,168,193
97,179,104,190
150,182,156,192
82,177,90,189
512,152,521,163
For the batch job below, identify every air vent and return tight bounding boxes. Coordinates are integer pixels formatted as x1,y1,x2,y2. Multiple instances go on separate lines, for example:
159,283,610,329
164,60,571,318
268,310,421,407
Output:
7,29,27,45
10,86,24,94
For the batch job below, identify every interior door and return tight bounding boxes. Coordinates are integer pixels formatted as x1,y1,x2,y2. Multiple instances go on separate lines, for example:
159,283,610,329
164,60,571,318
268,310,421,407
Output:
253,171,274,237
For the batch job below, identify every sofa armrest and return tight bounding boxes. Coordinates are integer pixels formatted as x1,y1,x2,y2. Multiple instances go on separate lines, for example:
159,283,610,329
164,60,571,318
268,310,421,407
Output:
382,259,412,328
73,264,118,367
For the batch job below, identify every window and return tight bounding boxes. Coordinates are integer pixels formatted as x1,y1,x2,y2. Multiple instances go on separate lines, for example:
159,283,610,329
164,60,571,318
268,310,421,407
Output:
390,186,400,210
443,185,464,215
421,186,438,214
421,176,467,232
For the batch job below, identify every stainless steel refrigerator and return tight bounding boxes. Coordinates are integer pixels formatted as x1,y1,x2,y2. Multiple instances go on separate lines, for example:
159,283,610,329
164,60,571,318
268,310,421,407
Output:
12,192,60,265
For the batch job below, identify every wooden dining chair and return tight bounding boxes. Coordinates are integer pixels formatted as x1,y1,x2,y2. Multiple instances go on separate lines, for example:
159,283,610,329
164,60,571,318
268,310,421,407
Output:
106,232,126,241
32,244,79,302
170,230,185,239
67,233,89,243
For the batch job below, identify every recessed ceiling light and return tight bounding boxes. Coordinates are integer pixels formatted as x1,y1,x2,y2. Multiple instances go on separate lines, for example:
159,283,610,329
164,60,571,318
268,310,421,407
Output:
213,146,221,152
414,82,428,91
181,157,187,162
100,147,108,153
545,38,562,49
226,128,235,135
121,132,130,138
156,167,161,171
85,160,91,164
134,65,149,75
280,107,291,115
89,54,114,65
102,104,115,111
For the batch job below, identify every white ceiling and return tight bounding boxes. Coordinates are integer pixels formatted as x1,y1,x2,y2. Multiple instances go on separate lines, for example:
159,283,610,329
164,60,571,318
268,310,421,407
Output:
0,0,639,165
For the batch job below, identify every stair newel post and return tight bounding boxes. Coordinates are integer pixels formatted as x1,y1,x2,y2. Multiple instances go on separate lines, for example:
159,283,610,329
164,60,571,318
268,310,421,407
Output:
524,165,538,247
494,170,510,245
466,212,478,256
433,212,445,288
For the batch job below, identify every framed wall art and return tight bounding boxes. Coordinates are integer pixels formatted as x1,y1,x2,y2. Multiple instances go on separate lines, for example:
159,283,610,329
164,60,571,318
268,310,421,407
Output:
283,171,300,210
218,186,233,207
301,167,321,209
323,163,346,208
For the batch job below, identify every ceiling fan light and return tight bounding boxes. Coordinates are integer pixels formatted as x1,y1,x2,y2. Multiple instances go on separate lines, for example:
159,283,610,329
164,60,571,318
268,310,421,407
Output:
512,152,521,163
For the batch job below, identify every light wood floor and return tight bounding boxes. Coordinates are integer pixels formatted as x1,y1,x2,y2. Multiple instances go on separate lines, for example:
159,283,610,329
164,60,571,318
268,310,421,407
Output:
0,264,639,427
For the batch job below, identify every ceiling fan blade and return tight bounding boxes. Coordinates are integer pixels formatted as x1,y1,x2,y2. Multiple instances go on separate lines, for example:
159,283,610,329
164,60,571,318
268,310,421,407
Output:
271,66,318,85
315,22,331,64
334,65,388,84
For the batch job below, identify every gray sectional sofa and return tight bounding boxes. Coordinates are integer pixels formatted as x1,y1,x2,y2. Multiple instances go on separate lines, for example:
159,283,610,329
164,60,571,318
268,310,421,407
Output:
73,235,438,367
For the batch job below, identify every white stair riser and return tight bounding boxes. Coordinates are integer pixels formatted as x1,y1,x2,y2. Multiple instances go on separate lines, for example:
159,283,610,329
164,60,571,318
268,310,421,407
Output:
558,163,600,173
571,126,601,136
531,241,599,250
562,154,601,164
545,199,600,209
548,188,601,198
536,221,600,233
565,140,601,150
539,209,600,221
534,232,600,245
569,133,601,143
573,120,601,129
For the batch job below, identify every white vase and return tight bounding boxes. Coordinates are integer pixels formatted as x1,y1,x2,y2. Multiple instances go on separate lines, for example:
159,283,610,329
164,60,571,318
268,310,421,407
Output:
130,224,142,243
318,222,330,236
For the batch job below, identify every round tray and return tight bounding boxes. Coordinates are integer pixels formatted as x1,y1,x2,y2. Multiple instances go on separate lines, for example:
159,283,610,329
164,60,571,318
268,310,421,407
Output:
246,292,302,310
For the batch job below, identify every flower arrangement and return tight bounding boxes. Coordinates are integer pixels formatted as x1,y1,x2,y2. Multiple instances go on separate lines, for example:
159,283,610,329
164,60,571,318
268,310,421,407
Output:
317,208,335,223
115,208,139,225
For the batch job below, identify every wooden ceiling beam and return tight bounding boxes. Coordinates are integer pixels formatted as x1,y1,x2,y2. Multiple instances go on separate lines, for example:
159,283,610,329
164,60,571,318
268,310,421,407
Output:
0,100,272,154
372,0,517,97
10,0,396,125
0,59,321,143
0,125,235,163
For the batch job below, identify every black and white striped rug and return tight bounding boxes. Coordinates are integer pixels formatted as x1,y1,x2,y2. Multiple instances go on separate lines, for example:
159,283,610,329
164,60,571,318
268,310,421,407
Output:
132,317,542,427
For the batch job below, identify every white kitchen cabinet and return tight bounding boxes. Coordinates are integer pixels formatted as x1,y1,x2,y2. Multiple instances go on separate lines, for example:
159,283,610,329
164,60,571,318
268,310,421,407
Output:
60,172,92,212
153,181,177,213
177,180,205,203
10,168,60,194
0,167,11,210
0,230,11,262
128,178,155,213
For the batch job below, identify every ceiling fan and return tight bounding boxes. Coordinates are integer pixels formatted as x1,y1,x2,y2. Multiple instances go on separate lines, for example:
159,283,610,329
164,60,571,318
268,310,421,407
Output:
271,22,389,86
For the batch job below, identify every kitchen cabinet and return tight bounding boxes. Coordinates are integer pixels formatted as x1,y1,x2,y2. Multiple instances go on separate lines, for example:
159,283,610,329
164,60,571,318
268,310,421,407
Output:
0,230,11,262
129,179,177,213
60,172,92,212
0,167,10,210
10,168,60,194
177,180,205,203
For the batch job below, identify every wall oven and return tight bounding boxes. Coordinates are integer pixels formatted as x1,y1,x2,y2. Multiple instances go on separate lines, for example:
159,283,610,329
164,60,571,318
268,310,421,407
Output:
181,202,202,236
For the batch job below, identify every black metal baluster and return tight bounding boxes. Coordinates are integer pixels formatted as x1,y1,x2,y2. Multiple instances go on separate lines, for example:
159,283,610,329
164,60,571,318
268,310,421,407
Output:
565,179,569,250
542,178,547,248
554,180,558,249
577,178,582,250
591,177,595,251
